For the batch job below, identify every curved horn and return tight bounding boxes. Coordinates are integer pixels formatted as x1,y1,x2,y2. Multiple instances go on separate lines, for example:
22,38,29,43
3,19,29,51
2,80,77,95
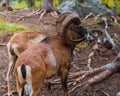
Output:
56,12,72,33
62,14,81,28
61,13,83,45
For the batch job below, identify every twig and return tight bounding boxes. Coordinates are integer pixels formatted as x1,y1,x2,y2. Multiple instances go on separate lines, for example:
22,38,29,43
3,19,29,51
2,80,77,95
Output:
68,82,86,94
72,63,80,71
83,13,94,20
102,91,110,96
17,10,40,21
0,43,7,46
103,18,116,46
87,43,99,70
0,12,10,19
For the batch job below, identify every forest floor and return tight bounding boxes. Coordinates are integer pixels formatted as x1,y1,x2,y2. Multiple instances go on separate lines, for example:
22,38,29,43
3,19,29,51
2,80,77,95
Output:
0,9,120,96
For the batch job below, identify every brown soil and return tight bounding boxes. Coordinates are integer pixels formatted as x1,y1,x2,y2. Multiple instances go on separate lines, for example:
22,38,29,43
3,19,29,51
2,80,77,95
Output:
0,9,120,96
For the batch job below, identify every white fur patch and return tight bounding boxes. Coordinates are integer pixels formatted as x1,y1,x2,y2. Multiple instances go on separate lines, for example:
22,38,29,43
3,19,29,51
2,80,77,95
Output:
47,47,56,66
17,65,32,95
25,66,32,94
24,84,31,95
17,66,24,84
35,35,45,42
29,36,45,45
7,43,12,57
26,66,32,86
12,43,20,56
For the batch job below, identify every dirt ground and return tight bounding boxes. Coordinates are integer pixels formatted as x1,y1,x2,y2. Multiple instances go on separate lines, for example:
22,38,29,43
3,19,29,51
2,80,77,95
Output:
0,9,120,96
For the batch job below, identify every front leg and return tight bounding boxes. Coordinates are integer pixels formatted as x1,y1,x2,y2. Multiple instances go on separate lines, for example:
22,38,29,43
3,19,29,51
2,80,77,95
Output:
60,65,69,96
45,81,51,96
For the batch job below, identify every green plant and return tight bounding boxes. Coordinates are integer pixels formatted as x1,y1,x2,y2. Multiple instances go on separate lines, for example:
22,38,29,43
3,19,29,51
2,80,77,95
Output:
99,0,120,15
0,17,29,34
10,0,59,9
10,0,27,9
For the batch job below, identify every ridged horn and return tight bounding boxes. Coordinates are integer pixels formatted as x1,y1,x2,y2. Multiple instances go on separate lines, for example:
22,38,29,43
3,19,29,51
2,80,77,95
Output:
61,13,85,45
56,12,72,33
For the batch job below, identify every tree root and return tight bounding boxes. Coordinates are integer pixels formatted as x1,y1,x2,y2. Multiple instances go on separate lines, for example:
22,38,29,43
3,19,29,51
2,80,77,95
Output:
68,54,120,93
17,8,58,21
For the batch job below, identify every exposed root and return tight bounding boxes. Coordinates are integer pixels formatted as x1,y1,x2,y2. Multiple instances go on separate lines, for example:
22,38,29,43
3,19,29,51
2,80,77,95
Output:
16,10,39,21
68,66,104,79
38,9,47,21
17,8,58,21
50,10,58,18
68,54,120,93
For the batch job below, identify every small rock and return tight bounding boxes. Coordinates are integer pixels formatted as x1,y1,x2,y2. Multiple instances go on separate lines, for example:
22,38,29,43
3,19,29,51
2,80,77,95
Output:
116,92,120,96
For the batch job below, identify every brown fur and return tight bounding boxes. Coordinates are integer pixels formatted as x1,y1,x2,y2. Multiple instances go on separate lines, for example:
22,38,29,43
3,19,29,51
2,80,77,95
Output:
7,30,46,96
14,13,87,96
8,30,45,54
14,35,72,96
